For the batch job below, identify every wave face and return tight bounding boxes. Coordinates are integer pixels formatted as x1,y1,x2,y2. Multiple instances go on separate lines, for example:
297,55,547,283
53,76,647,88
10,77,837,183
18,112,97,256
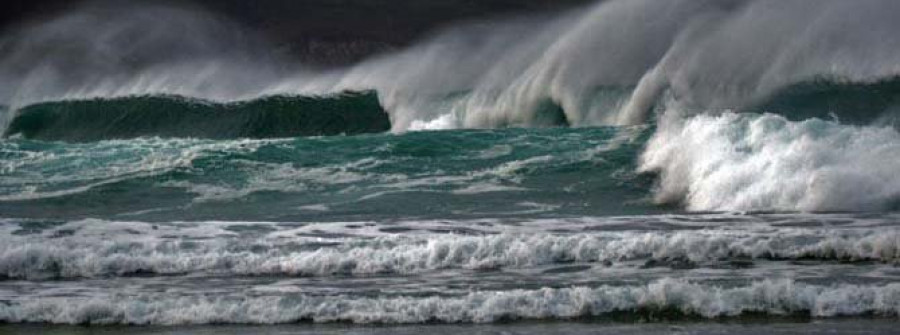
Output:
4,0,900,130
748,78,900,126
640,112,900,212
3,92,390,141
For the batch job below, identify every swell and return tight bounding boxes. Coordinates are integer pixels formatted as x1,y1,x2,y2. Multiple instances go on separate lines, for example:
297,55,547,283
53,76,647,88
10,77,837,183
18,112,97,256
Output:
5,76,900,143
3,278,900,324
2,91,390,142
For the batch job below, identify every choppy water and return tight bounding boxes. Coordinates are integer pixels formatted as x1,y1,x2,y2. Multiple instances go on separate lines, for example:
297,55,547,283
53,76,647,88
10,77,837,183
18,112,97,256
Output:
2,0,900,332
0,126,653,220
2,123,900,325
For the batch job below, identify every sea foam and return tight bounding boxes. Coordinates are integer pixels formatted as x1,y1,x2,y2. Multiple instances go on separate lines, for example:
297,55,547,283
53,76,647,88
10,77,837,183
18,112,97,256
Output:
3,278,899,324
3,227,898,280
641,112,900,212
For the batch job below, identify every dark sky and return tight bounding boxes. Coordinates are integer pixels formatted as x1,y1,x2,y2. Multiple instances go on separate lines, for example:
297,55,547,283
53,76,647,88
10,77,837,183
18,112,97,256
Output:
1,0,592,64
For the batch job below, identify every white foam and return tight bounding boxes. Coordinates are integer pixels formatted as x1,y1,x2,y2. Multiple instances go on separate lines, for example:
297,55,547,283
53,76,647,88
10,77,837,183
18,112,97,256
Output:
451,183,527,195
640,112,900,211
2,278,899,324
3,225,899,279
408,114,459,131
298,204,330,212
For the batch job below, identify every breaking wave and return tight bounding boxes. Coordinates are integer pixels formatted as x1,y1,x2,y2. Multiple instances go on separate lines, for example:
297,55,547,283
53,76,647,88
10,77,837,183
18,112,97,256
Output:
3,278,900,324
3,225,899,280
3,0,900,130
640,112,900,212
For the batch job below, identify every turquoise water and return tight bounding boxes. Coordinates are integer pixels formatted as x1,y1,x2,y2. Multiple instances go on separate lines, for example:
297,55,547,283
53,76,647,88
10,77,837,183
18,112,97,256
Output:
0,126,656,221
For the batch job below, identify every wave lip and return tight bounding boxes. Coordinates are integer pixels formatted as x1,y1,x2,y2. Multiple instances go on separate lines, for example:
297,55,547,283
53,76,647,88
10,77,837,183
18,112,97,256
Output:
2,91,390,142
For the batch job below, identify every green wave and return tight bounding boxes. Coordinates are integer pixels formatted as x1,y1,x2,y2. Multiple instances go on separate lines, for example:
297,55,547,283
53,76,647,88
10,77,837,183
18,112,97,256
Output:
3,91,390,142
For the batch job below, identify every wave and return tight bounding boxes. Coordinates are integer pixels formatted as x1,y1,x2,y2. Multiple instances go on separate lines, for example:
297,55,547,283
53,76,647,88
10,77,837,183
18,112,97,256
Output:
2,92,390,142
640,112,900,212
321,0,900,129
0,127,657,220
2,107,899,215
5,77,898,143
400,77,900,131
2,278,899,324
4,227,899,280
5,0,900,130
2,0,900,136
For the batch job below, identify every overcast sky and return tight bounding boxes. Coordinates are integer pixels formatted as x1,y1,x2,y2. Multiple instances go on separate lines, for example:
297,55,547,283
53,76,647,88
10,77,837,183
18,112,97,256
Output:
1,0,591,64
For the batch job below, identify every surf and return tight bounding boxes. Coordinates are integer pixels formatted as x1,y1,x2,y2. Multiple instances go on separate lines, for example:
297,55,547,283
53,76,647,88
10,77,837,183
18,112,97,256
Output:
3,0,900,330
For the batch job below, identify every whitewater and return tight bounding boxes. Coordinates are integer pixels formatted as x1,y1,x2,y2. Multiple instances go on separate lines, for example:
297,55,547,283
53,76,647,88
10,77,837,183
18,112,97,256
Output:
1,0,900,331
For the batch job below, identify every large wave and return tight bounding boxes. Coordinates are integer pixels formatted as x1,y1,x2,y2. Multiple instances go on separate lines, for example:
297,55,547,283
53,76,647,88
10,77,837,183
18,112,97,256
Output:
4,0,900,129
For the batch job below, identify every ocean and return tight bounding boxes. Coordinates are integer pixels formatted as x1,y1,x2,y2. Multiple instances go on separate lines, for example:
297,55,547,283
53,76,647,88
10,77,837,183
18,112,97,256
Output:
1,0,900,333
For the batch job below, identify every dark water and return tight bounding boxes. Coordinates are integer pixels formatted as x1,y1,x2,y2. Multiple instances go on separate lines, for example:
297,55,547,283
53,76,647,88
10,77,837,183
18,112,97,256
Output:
0,126,653,221
3,92,389,141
